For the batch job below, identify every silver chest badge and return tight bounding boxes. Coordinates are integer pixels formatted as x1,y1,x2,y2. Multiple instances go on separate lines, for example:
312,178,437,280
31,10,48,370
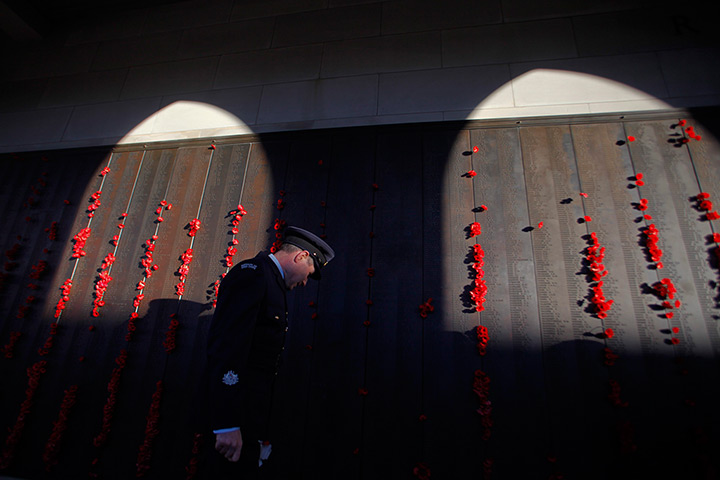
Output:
222,370,239,386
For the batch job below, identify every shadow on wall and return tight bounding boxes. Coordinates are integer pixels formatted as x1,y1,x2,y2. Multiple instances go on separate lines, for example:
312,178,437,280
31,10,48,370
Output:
1,77,720,479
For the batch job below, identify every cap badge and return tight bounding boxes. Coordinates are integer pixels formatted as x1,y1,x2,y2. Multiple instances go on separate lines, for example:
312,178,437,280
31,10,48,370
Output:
222,370,239,386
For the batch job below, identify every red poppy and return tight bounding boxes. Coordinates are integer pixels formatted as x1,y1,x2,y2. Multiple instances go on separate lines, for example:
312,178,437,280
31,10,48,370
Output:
699,200,713,211
583,215,592,222
707,211,720,220
678,119,686,126
580,192,588,198
469,222,482,237
467,170,477,177
628,136,636,142
671,337,680,345
672,327,680,334
713,233,720,243
473,146,479,153
538,222,543,229
636,180,645,186
419,298,434,318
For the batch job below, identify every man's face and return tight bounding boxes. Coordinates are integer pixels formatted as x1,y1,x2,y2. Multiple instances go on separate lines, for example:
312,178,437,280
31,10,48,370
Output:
285,251,315,290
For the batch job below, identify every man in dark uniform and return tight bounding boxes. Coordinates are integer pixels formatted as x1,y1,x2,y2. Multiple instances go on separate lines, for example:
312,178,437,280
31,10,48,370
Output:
200,226,334,478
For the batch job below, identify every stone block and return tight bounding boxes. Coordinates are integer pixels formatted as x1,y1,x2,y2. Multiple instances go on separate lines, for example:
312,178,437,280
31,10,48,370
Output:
378,64,511,115
321,31,441,77
215,45,323,88
257,75,378,123
442,19,576,67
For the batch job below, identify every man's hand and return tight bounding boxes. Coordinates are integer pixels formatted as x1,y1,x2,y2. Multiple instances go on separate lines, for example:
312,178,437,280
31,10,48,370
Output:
215,429,243,462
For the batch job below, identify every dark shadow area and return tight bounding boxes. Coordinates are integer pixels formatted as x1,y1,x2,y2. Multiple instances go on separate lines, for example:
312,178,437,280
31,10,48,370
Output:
1,114,720,480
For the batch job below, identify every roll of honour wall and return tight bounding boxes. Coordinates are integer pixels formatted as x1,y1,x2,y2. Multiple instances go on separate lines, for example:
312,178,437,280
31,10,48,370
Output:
0,115,719,480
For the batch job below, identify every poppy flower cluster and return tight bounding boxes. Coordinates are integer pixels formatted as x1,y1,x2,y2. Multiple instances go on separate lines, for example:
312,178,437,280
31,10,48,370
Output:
603,347,619,366
141,235,160,279
617,420,637,454
696,192,719,221
42,384,78,472
608,379,629,407
182,433,204,480
0,360,47,469
653,278,682,322
270,218,286,253
211,279,221,308
470,244,487,312
126,312,139,342
136,380,163,477
634,172,644,187
473,369,492,440
46,221,58,241
37,322,59,356
682,123,702,142
413,462,431,480
175,248,194,296
635,197,652,219
99,166,111,176
483,458,494,479
653,278,677,300
187,218,201,237
469,221,481,237
86,191,102,218
476,325,489,356
642,224,663,268
1,331,22,358
93,349,128,449
163,315,180,353
418,298,434,318
228,206,247,235
92,271,113,317
71,227,92,258
586,232,613,318
28,259,48,280
53,279,73,318
224,245,238,268
5,242,21,262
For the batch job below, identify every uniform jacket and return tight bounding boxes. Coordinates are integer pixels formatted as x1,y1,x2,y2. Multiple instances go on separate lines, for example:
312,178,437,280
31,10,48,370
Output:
203,252,288,436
